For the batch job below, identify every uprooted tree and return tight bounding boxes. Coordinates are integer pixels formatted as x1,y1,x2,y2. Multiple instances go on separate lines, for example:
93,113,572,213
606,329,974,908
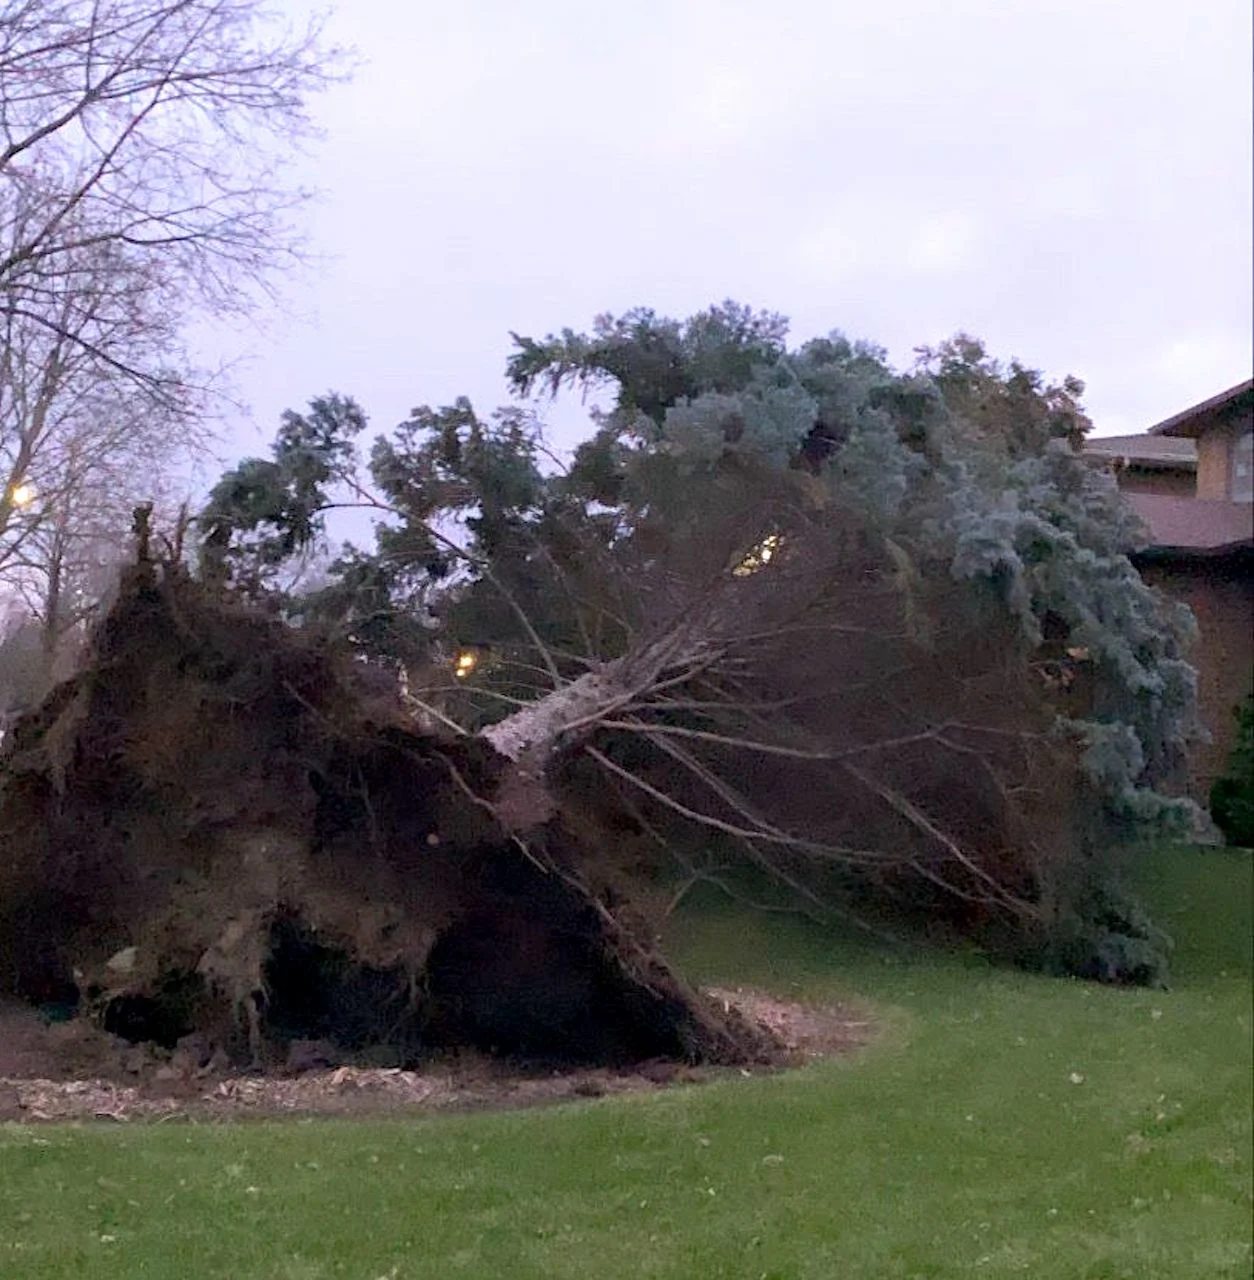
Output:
0,303,1206,1072
0,532,774,1069
205,307,1203,973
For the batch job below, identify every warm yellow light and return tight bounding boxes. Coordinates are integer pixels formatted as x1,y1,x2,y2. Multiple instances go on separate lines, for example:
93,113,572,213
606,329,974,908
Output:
732,532,782,577
10,482,35,508
454,650,478,679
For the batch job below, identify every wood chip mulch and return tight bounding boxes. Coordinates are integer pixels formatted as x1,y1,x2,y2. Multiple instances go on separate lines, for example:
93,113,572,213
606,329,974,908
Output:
0,987,873,1124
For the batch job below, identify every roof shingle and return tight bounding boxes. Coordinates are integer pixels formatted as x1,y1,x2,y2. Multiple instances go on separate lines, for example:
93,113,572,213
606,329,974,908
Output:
1125,492,1254,554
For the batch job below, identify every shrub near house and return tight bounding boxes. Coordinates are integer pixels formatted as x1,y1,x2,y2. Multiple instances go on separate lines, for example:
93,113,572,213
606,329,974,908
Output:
1210,695,1254,848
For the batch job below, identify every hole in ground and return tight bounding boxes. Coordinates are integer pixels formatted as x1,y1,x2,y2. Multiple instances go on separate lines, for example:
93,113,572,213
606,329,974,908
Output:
262,913,423,1062
82,899,702,1070
423,907,689,1068
102,970,203,1047
261,903,692,1070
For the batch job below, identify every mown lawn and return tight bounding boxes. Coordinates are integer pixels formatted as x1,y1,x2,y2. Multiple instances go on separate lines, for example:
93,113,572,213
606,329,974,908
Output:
1,847,1250,1279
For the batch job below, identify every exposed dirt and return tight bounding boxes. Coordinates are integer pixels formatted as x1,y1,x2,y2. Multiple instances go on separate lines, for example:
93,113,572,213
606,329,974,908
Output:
0,988,872,1123
0,562,773,1075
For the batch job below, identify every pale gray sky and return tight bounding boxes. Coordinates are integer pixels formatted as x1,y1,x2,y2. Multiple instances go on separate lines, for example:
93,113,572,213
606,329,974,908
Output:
209,0,1253,458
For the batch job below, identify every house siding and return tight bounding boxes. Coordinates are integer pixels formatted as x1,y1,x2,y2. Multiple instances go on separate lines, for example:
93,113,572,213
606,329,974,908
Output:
1194,408,1254,501
1137,555,1254,799
1196,429,1232,499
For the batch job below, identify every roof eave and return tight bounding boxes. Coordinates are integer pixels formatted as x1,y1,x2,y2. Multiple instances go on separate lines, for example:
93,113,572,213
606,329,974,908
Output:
1101,457,1197,473
1134,540,1254,560
1149,379,1254,438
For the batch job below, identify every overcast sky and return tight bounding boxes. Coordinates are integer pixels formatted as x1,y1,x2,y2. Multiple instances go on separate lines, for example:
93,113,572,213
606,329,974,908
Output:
209,0,1253,459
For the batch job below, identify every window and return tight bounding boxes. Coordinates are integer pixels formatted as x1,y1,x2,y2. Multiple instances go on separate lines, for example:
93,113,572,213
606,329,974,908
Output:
1233,428,1253,502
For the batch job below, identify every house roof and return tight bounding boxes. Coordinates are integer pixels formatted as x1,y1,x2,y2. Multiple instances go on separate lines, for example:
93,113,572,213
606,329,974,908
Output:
1148,379,1254,439
1126,492,1254,555
1082,434,1197,470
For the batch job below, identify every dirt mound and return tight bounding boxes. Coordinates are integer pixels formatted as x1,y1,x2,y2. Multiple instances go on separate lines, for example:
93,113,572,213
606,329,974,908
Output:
0,989,869,1123
0,558,773,1073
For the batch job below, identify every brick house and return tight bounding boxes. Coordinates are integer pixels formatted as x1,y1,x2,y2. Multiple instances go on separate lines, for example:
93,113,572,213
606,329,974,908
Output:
1083,379,1253,799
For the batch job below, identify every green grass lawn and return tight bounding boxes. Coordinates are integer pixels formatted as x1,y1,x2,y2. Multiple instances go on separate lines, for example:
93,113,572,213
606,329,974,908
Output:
1,848,1250,1279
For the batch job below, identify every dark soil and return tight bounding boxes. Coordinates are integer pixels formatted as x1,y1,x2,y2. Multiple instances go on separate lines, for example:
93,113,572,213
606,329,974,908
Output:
0,558,773,1079
0,989,872,1123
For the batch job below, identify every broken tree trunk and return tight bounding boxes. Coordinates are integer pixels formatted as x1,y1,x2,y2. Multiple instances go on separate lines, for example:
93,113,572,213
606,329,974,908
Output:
480,623,724,828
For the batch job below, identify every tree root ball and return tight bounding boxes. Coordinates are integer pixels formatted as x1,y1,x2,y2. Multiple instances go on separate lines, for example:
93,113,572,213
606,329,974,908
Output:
0,566,775,1070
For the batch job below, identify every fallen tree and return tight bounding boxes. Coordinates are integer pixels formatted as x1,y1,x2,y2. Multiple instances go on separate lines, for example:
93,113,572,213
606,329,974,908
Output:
200,310,1199,985
0,306,1203,1071
0,541,774,1069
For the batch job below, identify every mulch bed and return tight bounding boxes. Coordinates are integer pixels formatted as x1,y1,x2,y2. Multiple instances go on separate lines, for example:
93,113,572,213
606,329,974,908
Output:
0,988,872,1123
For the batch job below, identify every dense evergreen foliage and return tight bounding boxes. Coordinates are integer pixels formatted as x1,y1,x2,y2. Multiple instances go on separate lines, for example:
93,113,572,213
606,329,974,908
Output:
202,303,1208,982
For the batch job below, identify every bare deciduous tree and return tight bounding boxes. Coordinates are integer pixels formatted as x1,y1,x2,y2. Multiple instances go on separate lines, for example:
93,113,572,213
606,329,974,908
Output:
0,303,192,693
1,0,344,340
0,239,200,703
0,0,346,685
